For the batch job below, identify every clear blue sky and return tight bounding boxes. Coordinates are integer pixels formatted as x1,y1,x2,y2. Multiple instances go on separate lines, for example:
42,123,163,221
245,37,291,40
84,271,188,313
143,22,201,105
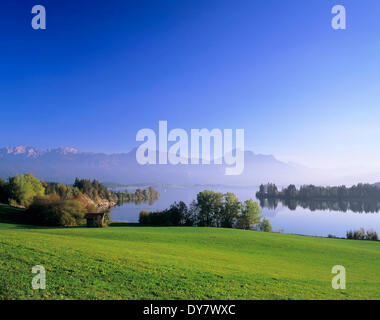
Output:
1,0,380,169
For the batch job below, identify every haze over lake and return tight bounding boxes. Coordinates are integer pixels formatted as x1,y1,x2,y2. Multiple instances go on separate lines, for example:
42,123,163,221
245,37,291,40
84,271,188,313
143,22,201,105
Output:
111,186,380,238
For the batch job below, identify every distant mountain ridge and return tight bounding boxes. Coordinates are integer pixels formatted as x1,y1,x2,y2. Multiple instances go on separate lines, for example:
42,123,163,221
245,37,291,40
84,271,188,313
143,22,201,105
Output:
0,146,318,186
1,146,82,157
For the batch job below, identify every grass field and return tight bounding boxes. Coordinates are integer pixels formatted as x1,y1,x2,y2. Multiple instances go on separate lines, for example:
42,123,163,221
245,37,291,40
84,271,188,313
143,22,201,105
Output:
1,203,379,300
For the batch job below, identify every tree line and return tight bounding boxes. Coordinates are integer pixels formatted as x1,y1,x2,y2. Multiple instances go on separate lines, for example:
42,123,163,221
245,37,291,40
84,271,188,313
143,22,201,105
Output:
139,190,272,231
73,178,159,204
113,186,159,204
256,183,380,201
0,173,159,226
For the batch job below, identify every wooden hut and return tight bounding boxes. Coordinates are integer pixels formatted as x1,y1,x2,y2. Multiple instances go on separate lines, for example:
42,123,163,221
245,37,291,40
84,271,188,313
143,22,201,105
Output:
84,213,105,227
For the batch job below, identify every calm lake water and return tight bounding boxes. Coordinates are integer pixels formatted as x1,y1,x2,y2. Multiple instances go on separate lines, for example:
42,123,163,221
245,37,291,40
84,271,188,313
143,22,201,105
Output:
111,186,380,238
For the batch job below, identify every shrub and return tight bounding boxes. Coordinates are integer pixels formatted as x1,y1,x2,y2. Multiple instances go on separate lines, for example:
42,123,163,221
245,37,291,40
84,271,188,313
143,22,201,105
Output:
258,218,272,232
139,202,189,226
139,210,151,224
366,229,378,241
346,228,378,241
26,196,86,226
103,211,111,227
355,228,366,240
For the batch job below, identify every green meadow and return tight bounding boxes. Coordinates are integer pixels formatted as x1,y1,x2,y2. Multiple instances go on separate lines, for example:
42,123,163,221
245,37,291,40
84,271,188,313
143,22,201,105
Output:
0,203,379,300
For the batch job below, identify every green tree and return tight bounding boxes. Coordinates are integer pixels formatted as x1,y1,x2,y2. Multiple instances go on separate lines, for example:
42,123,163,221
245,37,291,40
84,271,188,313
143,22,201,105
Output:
236,199,261,230
285,184,297,198
258,218,272,232
7,173,45,207
196,190,223,227
186,200,199,226
221,192,240,228
167,201,188,226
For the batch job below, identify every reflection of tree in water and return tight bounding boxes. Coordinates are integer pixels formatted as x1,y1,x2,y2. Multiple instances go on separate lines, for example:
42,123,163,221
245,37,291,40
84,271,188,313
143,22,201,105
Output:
261,198,380,213
117,198,158,206
259,198,279,217
259,198,279,210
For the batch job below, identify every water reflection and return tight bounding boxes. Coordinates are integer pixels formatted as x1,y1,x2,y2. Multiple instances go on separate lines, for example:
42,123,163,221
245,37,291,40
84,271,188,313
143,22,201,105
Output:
118,198,158,206
259,198,380,213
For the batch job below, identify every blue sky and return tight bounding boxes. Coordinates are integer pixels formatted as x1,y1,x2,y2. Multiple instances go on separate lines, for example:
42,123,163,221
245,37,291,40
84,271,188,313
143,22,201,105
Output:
1,0,380,169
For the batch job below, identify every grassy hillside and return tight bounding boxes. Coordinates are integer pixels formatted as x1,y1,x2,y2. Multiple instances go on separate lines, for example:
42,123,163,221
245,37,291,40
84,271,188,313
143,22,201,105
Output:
0,204,379,300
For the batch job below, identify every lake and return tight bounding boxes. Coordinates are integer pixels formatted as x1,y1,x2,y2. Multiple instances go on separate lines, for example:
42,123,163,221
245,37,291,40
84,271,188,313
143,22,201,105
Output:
111,186,380,238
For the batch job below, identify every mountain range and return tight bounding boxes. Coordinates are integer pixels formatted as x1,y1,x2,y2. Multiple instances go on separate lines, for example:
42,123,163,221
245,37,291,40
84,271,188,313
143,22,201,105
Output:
0,146,328,186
